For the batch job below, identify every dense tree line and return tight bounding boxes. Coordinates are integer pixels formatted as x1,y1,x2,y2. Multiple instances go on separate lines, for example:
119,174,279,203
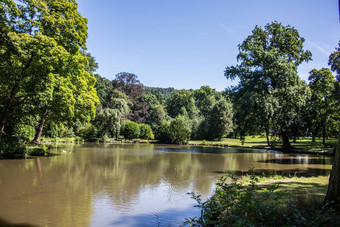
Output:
0,4,338,152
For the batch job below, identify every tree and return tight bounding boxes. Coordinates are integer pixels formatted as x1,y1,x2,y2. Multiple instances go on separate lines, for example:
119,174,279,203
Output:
31,52,99,144
308,68,337,145
93,89,130,139
209,98,234,140
169,116,191,144
0,0,94,140
113,72,149,123
166,90,197,119
193,86,217,117
324,43,340,209
324,132,340,209
225,21,312,151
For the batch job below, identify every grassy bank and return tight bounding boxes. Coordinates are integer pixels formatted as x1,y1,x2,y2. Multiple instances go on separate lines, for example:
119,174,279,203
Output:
186,174,339,226
189,136,337,154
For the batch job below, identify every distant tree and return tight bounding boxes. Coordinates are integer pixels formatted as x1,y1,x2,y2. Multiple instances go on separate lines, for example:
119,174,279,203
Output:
144,87,175,100
209,98,234,140
169,116,191,144
166,90,197,119
309,68,338,145
94,89,130,139
193,86,217,117
225,21,312,151
113,72,149,123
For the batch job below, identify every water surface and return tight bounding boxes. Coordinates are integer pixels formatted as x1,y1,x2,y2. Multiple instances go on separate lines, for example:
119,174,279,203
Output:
0,144,332,226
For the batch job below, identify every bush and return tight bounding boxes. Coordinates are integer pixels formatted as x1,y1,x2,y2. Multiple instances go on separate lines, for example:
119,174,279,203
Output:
186,171,307,226
0,135,28,159
169,116,191,144
139,124,154,140
158,121,171,143
121,121,140,140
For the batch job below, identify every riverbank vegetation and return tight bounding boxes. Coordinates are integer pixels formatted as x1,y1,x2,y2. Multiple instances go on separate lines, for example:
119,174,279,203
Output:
186,172,340,226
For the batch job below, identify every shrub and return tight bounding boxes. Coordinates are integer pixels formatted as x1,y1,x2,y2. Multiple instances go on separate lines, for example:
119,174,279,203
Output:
0,135,28,159
139,124,154,140
158,121,171,143
186,171,307,226
169,116,191,144
121,121,140,140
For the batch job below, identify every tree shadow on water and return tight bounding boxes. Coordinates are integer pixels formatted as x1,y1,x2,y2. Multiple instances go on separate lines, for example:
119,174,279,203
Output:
213,168,331,177
0,218,37,227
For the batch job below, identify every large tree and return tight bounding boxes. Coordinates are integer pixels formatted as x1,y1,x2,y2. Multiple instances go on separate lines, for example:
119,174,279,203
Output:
225,21,312,151
0,0,97,140
324,42,340,209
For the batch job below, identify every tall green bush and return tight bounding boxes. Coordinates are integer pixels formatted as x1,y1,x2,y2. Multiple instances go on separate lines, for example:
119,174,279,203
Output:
121,121,140,140
139,124,154,140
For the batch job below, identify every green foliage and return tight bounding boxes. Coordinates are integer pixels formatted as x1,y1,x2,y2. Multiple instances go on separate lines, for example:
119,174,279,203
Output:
158,121,172,143
121,121,140,140
144,86,175,100
139,124,154,140
0,0,99,142
0,135,28,159
209,98,234,140
329,41,340,81
169,116,191,144
308,68,339,143
166,89,197,119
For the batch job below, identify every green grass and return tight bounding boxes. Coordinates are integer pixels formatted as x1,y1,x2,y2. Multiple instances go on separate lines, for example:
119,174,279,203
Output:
189,136,337,154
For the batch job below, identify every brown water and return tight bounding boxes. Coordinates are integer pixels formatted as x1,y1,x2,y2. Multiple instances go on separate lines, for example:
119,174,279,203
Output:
0,144,333,227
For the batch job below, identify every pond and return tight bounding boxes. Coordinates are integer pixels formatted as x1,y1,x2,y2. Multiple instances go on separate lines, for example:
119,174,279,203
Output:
0,143,333,226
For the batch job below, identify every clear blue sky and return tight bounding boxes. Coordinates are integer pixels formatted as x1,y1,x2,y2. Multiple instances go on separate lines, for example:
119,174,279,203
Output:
77,0,339,90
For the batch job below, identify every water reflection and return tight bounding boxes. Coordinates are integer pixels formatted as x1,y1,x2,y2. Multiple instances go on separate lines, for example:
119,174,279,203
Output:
0,144,333,226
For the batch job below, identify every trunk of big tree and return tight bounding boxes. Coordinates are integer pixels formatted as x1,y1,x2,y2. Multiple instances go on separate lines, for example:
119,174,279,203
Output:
0,84,20,139
31,108,48,144
324,132,340,210
282,132,291,152
0,54,35,139
265,126,270,147
312,130,316,143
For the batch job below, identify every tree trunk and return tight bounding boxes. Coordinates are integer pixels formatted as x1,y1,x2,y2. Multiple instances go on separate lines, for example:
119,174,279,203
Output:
265,126,270,147
324,132,340,209
282,132,291,152
0,84,20,139
0,54,34,139
323,125,326,146
31,108,48,144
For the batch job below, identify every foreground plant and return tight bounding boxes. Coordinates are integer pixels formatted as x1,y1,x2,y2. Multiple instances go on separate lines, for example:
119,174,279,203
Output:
185,171,340,226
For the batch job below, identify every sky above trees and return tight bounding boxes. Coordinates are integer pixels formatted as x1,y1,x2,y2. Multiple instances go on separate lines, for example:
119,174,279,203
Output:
77,0,339,90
